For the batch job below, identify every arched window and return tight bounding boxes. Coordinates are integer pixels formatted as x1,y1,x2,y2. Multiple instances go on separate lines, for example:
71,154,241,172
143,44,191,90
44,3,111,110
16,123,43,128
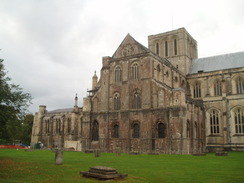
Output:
92,121,99,141
156,43,159,55
132,63,139,80
112,124,119,138
210,110,220,134
214,80,222,96
67,118,71,133
174,39,177,55
236,77,244,94
132,90,141,109
46,120,50,133
193,82,201,98
132,123,140,138
158,123,166,138
165,41,168,57
234,108,244,134
115,66,122,83
114,93,120,111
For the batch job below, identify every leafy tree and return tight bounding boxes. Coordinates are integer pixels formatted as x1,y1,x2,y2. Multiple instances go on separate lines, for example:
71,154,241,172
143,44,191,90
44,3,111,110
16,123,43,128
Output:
0,59,32,144
21,114,34,145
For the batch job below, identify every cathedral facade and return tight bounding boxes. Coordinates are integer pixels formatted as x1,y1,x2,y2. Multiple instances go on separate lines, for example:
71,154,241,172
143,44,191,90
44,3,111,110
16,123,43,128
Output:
31,28,244,154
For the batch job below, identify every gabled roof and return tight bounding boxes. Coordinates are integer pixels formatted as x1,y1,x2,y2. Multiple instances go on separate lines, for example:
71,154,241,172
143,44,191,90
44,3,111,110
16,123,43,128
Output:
112,33,150,59
189,51,244,74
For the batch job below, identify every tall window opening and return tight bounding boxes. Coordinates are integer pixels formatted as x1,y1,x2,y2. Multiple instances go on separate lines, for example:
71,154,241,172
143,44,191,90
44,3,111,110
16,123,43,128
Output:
214,80,222,96
174,39,177,55
236,77,244,94
158,123,166,138
112,124,119,138
165,41,168,57
56,119,59,133
92,121,99,141
114,93,120,111
132,63,139,80
193,82,201,98
156,43,159,55
132,90,141,109
210,110,220,134
132,123,140,138
194,122,198,139
58,119,61,133
68,118,71,133
115,66,122,83
234,108,244,134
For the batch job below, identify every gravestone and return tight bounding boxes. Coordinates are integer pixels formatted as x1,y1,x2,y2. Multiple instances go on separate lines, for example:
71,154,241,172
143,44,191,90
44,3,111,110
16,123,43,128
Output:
81,166,128,180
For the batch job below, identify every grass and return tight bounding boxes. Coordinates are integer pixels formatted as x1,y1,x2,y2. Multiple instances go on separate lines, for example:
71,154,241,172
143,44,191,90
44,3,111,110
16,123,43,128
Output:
0,149,244,183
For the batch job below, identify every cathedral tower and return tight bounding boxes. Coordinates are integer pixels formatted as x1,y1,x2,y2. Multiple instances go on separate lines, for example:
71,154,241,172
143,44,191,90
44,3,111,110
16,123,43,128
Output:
148,27,198,75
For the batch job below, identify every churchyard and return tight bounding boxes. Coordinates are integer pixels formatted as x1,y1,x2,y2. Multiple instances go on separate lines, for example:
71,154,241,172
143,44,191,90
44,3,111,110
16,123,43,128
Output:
0,149,244,183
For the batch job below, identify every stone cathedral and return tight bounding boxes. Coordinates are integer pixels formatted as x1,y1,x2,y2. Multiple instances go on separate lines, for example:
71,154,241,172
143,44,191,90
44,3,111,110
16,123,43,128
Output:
31,28,244,154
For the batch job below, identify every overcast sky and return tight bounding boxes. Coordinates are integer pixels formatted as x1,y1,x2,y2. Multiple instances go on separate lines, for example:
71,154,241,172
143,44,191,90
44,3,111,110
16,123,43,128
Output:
0,0,244,113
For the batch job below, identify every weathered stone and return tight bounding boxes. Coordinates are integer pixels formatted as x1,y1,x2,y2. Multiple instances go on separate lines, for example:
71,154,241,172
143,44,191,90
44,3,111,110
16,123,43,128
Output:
81,166,128,180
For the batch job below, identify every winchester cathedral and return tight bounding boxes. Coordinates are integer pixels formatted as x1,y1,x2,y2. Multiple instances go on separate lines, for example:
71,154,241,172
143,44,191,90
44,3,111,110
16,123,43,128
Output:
31,28,244,154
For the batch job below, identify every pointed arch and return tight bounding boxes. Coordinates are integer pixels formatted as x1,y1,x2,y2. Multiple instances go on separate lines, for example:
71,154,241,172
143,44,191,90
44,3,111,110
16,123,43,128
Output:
92,120,99,141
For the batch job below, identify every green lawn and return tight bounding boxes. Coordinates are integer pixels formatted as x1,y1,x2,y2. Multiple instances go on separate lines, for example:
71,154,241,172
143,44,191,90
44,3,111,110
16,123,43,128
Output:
0,149,244,183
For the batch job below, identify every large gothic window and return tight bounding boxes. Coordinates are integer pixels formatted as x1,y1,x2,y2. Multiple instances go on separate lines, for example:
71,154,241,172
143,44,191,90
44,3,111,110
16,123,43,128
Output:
115,66,122,83
236,77,244,94
58,119,62,133
112,124,119,138
210,110,220,134
114,93,120,111
234,108,244,134
132,123,140,138
193,82,201,98
158,123,166,138
132,63,139,80
132,90,141,109
92,121,99,141
56,119,59,134
214,80,222,96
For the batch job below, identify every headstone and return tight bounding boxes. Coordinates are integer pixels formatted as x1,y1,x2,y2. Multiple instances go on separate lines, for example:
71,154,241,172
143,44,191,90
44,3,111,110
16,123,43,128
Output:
54,149,63,165
94,149,100,157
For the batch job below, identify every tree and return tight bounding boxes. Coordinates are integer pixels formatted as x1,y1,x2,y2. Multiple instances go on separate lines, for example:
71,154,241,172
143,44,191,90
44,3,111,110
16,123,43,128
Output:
21,114,34,145
0,59,32,144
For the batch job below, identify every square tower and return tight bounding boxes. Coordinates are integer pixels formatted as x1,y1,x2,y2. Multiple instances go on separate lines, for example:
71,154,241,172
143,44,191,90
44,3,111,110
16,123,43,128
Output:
148,27,198,75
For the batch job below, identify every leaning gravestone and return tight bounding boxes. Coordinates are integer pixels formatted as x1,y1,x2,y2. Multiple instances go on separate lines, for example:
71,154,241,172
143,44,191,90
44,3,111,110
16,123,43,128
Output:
53,148,63,165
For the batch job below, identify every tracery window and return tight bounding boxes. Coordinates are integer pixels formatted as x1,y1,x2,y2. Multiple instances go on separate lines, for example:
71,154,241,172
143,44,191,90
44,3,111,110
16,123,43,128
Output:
58,119,62,133
158,123,166,138
193,82,201,98
92,121,99,141
131,63,139,80
234,108,244,134
210,110,220,134
132,123,140,138
132,90,141,109
45,120,50,133
115,66,122,83
236,77,244,94
194,122,198,139
214,80,222,96
112,124,119,138
114,93,120,111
